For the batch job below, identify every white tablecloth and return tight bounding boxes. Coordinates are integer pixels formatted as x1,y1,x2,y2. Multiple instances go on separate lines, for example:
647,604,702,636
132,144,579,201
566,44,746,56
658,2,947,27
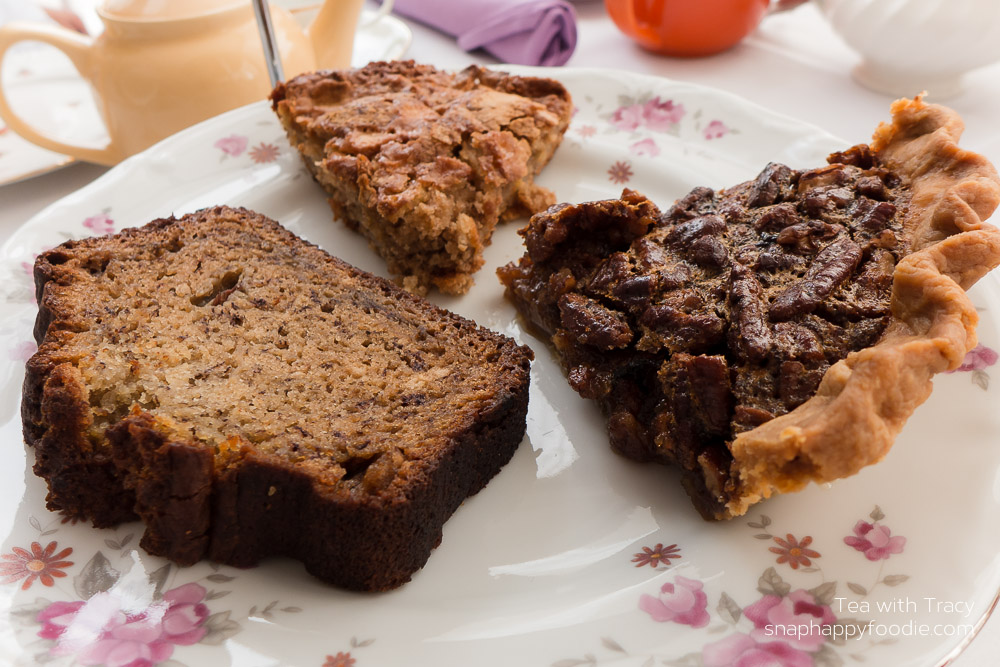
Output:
1,2,998,663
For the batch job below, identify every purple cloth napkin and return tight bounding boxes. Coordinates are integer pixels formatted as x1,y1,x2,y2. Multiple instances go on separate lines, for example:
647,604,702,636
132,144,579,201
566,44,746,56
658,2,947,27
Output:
391,0,577,67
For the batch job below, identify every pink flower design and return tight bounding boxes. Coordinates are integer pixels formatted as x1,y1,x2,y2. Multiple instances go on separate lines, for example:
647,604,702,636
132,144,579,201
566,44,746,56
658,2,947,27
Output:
161,583,211,644
949,344,998,372
630,138,660,157
704,119,729,140
844,520,906,561
214,134,248,157
610,104,645,132
641,97,685,132
82,213,115,235
638,575,710,628
703,632,814,667
610,98,686,134
37,600,85,640
576,124,597,138
744,589,836,653
38,582,209,666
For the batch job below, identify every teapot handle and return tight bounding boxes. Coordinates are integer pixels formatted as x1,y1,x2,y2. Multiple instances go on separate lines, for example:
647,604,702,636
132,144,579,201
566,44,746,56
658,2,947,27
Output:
0,22,123,166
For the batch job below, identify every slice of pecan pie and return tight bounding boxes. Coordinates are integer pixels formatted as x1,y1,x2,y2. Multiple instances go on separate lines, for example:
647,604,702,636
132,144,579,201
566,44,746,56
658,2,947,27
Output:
499,96,1000,519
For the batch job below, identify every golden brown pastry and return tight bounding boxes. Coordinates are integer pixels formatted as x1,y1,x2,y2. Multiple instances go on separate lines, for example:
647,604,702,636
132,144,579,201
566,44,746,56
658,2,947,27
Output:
271,60,572,294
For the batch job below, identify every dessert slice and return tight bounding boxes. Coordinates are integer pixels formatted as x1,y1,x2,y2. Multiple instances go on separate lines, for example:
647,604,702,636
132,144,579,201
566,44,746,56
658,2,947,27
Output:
270,60,573,295
23,206,532,591
499,97,1000,519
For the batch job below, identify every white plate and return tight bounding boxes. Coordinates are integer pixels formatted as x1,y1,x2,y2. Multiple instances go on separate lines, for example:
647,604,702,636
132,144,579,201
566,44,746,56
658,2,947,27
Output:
0,8,412,187
0,68,998,667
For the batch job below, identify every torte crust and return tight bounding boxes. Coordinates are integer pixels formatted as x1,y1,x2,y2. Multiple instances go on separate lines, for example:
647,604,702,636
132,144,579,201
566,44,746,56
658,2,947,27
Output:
270,61,572,295
728,96,1000,516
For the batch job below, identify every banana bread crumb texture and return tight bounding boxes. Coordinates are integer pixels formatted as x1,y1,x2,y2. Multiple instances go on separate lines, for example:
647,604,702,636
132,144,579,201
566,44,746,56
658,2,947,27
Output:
23,206,532,591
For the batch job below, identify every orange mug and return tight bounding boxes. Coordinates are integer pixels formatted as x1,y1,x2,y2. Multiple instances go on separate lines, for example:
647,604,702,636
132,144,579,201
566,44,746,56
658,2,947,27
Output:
604,0,772,57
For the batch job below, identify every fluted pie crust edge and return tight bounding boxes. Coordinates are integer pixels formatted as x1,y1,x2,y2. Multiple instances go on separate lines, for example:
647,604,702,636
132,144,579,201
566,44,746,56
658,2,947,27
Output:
728,96,1000,516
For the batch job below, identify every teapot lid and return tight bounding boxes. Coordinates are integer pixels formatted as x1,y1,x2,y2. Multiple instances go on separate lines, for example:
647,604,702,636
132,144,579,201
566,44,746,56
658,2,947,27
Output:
100,0,246,21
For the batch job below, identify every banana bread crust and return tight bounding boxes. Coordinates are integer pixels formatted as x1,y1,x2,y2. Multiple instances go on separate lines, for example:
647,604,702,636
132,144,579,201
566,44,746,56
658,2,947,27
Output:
23,206,532,591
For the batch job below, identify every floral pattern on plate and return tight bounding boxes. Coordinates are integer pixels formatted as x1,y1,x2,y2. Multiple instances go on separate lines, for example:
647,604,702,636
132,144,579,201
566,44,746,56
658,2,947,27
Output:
569,91,742,186
322,637,375,667
947,343,997,390
632,543,682,569
3,513,310,667
1,541,73,591
216,134,285,165
557,507,913,666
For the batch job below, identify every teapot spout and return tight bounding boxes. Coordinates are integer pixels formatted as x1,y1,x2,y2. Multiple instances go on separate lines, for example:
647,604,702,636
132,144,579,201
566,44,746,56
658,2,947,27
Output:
306,0,366,70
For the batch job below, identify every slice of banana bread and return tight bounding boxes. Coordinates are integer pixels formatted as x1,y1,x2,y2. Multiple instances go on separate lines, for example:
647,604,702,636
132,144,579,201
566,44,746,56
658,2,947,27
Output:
23,206,532,591
270,60,572,295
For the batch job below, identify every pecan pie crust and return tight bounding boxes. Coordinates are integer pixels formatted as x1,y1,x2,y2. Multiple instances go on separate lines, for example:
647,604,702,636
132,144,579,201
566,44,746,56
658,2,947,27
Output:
731,98,1000,515
499,96,1000,519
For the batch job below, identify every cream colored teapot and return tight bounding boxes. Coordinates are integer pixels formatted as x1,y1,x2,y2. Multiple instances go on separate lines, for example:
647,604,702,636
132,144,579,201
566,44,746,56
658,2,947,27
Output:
0,0,376,165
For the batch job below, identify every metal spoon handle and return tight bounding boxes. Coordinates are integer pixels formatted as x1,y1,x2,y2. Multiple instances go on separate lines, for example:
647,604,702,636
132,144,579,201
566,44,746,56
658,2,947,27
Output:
251,0,285,87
